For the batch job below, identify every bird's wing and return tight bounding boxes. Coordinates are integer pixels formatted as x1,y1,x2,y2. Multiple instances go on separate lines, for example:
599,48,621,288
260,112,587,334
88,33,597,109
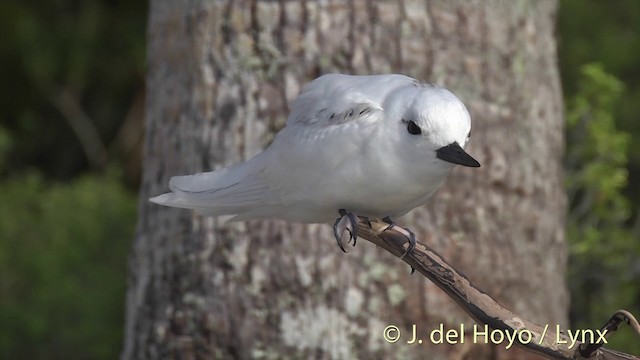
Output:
150,153,280,215
150,74,420,219
286,74,416,128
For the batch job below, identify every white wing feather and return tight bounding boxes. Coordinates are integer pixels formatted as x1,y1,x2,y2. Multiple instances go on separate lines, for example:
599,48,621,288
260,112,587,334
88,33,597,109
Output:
287,74,415,127
150,153,280,216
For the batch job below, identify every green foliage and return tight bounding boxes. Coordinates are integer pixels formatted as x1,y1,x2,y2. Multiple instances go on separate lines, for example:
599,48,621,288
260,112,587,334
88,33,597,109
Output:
0,126,11,173
0,1,145,357
565,64,640,353
0,0,146,180
0,172,136,359
566,64,629,239
559,0,640,208
560,2,640,353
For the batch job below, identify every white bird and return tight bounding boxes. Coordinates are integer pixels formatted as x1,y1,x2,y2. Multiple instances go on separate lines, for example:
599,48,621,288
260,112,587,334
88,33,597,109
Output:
151,74,480,253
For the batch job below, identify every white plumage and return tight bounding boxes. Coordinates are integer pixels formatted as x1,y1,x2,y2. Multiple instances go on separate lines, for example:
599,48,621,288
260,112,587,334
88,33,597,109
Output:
150,74,479,223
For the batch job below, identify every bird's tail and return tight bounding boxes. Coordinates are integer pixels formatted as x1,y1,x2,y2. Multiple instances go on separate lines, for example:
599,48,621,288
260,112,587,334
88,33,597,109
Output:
150,155,277,218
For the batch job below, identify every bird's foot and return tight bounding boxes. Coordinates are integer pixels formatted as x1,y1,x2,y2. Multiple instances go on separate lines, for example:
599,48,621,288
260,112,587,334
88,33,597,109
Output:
333,209,359,253
382,216,417,260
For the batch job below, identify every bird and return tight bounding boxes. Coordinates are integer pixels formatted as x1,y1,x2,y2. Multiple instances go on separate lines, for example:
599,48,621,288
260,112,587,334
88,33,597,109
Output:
150,74,480,255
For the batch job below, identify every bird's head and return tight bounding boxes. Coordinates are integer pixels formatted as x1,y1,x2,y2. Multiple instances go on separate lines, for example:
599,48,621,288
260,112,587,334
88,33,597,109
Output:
397,85,480,168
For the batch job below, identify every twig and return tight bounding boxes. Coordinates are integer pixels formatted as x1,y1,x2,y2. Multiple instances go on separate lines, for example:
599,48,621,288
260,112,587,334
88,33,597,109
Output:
49,87,108,168
579,310,640,358
109,87,145,158
355,218,640,360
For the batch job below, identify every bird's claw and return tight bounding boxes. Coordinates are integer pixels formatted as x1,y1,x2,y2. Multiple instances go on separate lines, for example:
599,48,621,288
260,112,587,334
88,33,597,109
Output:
401,227,417,258
333,209,358,253
382,216,417,259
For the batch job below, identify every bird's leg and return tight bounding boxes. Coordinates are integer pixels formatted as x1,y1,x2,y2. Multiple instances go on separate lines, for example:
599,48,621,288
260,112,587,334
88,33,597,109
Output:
333,209,359,253
381,216,417,256
382,216,417,274
361,216,372,229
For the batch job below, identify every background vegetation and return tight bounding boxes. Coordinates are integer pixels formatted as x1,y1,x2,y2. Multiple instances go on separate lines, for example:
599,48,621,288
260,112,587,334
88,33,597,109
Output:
560,0,640,353
0,0,146,358
0,0,638,358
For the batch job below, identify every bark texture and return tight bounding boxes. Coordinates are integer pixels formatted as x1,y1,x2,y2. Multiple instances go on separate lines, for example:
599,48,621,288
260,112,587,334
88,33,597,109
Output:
123,1,567,359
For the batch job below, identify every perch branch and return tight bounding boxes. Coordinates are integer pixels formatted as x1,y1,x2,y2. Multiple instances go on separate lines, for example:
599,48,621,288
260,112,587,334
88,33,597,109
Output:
579,310,640,358
355,218,639,360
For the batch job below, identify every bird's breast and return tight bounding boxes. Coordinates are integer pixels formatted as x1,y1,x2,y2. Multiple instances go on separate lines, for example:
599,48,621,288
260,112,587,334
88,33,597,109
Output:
264,122,453,221
305,146,451,218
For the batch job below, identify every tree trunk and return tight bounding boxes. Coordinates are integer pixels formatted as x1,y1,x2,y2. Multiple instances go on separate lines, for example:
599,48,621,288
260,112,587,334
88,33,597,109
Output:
123,1,567,359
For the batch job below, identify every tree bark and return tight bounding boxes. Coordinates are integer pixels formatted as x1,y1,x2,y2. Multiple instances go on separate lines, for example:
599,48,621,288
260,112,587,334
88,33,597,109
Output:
123,1,567,359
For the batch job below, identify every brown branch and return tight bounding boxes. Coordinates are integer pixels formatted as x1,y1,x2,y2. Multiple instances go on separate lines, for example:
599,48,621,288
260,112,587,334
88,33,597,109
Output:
579,310,640,358
49,87,108,168
355,218,640,360
109,87,145,157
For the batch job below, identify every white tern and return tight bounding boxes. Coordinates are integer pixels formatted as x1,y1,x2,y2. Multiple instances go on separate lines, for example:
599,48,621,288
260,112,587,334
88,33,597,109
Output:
151,74,480,253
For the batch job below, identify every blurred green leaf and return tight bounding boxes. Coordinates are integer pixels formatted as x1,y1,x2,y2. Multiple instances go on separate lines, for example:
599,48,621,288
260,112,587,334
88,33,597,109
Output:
565,63,640,354
0,171,136,359
559,0,640,213
0,126,11,172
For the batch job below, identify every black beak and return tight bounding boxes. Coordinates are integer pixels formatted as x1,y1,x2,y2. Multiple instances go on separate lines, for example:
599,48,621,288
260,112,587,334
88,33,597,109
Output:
436,142,481,167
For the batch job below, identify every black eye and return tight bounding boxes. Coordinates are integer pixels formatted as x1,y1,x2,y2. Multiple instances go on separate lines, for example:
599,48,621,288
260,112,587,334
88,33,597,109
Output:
406,120,422,135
